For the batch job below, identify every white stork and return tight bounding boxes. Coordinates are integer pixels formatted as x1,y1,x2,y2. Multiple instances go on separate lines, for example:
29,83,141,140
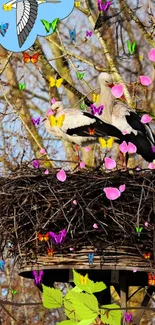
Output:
43,101,125,146
3,0,60,48
95,72,155,162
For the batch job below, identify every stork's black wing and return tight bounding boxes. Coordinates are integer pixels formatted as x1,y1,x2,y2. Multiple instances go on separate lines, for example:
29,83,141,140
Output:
126,111,155,144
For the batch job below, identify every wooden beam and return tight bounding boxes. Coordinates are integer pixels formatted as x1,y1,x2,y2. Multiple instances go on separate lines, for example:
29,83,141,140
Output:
120,275,128,308
132,286,155,325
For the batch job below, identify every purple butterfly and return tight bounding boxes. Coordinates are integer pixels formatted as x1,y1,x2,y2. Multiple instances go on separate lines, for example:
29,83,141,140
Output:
31,117,40,125
98,0,111,12
86,30,92,37
32,270,44,285
90,104,104,116
124,312,133,323
32,160,40,168
49,229,67,245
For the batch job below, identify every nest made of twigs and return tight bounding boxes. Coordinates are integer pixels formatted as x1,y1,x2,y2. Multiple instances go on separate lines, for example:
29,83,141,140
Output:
0,167,155,270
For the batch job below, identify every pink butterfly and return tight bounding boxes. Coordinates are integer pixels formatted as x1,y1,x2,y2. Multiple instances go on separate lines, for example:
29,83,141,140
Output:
31,117,40,125
86,30,92,37
124,312,133,323
90,104,104,115
49,229,67,245
98,0,111,12
32,270,44,285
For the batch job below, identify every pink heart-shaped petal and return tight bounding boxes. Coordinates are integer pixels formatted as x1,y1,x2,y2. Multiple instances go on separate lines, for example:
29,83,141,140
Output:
136,167,141,171
104,157,116,170
145,222,148,227
148,162,155,169
128,142,137,153
69,247,74,251
119,141,128,153
141,114,152,124
80,161,85,168
133,268,138,273
93,223,98,229
44,169,49,175
40,148,46,154
85,146,91,152
104,187,121,200
56,169,67,182
139,76,152,86
51,97,56,104
119,184,126,192
148,48,155,62
122,130,128,135
111,84,124,98
73,199,77,205
47,109,54,116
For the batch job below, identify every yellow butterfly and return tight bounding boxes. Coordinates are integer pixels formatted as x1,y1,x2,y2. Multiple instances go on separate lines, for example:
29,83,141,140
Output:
99,137,114,149
79,274,88,285
3,3,12,10
93,93,100,103
49,115,65,127
75,1,80,7
49,77,63,88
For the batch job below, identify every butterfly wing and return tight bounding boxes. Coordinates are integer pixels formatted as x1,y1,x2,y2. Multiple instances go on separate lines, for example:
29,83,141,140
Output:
41,19,50,33
99,138,106,148
59,229,67,244
49,115,57,127
31,54,39,64
38,270,44,284
56,115,65,127
131,41,136,54
51,18,59,32
0,23,9,37
37,233,44,241
84,274,88,284
43,233,49,241
23,53,31,63
56,78,63,88
32,270,38,284
107,137,114,149
49,76,56,87
90,104,96,115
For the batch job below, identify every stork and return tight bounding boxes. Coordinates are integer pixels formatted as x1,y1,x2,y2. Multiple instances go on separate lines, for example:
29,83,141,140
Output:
3,0,60,48
95,72,155,163
43,101,125,146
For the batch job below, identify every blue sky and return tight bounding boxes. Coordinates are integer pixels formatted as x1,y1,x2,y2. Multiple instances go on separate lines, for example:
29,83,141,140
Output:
0,0,74,52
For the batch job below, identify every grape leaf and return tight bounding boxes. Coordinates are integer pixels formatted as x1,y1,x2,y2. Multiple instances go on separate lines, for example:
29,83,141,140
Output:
66,291,98,320
42,284,63,309
59,321,77,325
100,304,122,325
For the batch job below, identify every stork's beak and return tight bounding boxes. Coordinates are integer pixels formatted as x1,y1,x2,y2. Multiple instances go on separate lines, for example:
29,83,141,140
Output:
109,83,114,88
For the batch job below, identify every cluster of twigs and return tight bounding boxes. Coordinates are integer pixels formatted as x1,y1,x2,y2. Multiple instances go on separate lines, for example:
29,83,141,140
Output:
0,167,154,269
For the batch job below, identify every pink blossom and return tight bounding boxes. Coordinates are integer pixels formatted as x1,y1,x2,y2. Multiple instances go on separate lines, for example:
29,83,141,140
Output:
119,141,128,153
111,84,124,98
44,169,49,175
128,142,137,153
73,200,77,205
51,97,56,104
32,160,40,168
141,114,152,124
80,161,85,168
148,48,155,62
40,148,46,154
133,267,138,273
145,222,148,227
85,146,91,152
148,162,155,169
47,109,54,116
56,169,67,182
69,247,74,251
104,187,121,200
104,157,116,170
139,76,152,86
93,223,98,229
119,184,126,192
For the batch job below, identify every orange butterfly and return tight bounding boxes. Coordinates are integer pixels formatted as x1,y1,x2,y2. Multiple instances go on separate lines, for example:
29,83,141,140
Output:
88,128,95,135
37,233,49,241
148,273,155,286
47,248,54,256
144,252,151,259
23,53,40,64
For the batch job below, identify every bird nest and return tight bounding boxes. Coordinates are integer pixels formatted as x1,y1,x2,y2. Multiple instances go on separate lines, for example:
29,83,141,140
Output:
0,167,155,272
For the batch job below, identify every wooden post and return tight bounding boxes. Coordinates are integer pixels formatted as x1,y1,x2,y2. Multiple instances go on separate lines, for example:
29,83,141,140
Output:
120,274,127,309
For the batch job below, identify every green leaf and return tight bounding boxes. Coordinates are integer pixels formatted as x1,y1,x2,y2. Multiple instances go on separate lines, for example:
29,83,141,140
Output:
71,286,82,293
73,269,106,294
42,284,63,309
78,319,95,325
59,321,77,325
100,304,122,325
66,291,98,320
64,299,76,320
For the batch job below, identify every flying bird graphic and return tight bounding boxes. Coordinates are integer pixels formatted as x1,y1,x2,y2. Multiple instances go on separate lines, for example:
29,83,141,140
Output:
3,0,61,48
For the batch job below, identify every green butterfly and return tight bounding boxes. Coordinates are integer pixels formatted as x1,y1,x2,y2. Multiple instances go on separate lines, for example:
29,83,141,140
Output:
126,40,137,55
18,83,26,90
80,102,86,110
11,289,17,295
135,226,143,233
76,72,85,80
41,18,59,33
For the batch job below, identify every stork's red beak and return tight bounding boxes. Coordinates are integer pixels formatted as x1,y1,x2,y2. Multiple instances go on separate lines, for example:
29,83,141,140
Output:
109,83,114,88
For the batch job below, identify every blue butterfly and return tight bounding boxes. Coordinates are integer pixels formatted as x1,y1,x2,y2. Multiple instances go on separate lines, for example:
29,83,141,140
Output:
69,29,76,42
0,260,5,271
0,23,9,37
88,253,94,265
